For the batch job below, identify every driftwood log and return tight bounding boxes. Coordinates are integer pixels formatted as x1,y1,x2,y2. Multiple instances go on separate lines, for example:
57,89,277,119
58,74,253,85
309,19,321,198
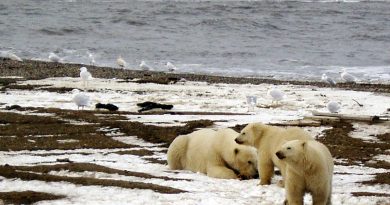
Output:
310,111,388,123
268,119,322,127
304,115,341,124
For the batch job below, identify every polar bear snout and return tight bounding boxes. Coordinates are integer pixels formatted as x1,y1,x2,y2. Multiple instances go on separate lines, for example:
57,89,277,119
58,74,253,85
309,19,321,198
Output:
235,138,243,144
276,151,285,160
239,172,259,180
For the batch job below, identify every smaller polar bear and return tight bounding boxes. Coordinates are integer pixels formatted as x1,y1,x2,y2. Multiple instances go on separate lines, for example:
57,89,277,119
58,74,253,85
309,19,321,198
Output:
167,128,258,179
276,140,333,205
235,123,313,186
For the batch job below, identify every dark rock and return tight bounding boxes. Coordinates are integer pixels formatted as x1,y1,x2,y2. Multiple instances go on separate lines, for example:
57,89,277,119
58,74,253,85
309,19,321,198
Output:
95,103,119,111
56,158,72,163
5,105,22,110
137,101,173,112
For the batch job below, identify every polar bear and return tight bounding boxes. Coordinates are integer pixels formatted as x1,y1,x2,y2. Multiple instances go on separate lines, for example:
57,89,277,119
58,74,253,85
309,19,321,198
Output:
235,122,313,185
275,140,333,205
167,128,258,179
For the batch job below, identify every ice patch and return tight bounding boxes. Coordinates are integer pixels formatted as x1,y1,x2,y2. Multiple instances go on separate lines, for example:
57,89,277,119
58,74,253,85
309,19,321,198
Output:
373,154,390,163
57,139,79,144
112,136,165,148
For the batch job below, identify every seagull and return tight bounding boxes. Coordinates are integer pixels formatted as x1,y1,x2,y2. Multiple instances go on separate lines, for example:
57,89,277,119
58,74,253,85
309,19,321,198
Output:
88,52,95,66
321,74,336,86
140,60,153,71
72,89,90,110
166,61,177,72
80,67,92,87
117,56,126,69
267,88,285,105
6,52,23,62
340,69,356,83
49,52,61,62
327,101,340,113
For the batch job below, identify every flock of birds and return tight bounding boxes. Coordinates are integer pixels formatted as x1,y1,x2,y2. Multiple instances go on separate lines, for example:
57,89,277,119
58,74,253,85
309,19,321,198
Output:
73,65,352,113
322,69,357,113
322,69,357,84
71,60,177,110
1,51,177,72
44,51,178,72
0,51,178,110
267,88,341,113
267,69,357,113
116,55,177,72
2,51,358,114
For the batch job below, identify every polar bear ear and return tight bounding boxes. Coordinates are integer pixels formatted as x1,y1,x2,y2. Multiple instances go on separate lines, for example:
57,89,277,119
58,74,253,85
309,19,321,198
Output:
234,148,239,155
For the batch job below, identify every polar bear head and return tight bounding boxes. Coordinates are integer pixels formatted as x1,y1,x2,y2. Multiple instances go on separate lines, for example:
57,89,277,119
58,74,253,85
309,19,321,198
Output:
232,146,258,179
275,140,305,163
235,123,267,146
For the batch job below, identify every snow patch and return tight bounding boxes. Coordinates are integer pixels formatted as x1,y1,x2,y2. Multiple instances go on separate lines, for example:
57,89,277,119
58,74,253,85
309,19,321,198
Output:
350,123,390,142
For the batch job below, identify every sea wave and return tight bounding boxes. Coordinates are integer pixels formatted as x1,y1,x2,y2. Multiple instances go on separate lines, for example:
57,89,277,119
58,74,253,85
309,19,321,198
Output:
110,17,148,26
1,0,389,83
352,34,390,42
108,0,390,2
38,27,88,36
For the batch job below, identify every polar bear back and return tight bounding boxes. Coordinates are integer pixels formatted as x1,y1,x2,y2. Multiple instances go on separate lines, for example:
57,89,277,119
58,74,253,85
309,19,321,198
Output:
183,128,245,173
305,140,334,178
184,129,218,173
211,128,240,156
283,127,313,142
167,129,216,172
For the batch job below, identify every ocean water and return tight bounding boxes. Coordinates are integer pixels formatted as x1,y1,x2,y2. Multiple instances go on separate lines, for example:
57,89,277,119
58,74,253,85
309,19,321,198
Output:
1,0,390,82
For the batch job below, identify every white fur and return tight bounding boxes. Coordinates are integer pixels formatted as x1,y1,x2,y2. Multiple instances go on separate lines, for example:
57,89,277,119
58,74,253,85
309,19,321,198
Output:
235,123,314,186
167,128,258,179
276,140,333,205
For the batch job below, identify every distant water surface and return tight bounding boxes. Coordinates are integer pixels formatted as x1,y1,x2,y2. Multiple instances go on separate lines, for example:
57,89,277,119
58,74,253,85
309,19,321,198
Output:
1,0,390,82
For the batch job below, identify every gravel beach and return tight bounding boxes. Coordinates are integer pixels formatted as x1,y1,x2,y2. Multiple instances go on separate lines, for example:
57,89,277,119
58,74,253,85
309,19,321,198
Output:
1,58,389,93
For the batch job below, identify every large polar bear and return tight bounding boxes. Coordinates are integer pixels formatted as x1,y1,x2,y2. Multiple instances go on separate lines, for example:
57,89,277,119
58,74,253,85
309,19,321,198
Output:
275,140,333,205
167,128,258,179
235,122,313,185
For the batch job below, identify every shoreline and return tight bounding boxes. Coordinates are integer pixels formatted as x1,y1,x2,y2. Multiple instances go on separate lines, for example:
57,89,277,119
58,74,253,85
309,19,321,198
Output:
1,58,389,93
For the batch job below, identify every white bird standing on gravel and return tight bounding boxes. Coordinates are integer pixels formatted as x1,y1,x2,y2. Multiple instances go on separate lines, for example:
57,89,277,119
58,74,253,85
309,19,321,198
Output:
340,69,356,83
166,61,177,72
72,89,90,110
140,61,153,71
327,101,340,113
117,56,126,69
322,73,336,86
49,52,61,63
80,67,92,88
6,52,23,62
267,88,285,105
